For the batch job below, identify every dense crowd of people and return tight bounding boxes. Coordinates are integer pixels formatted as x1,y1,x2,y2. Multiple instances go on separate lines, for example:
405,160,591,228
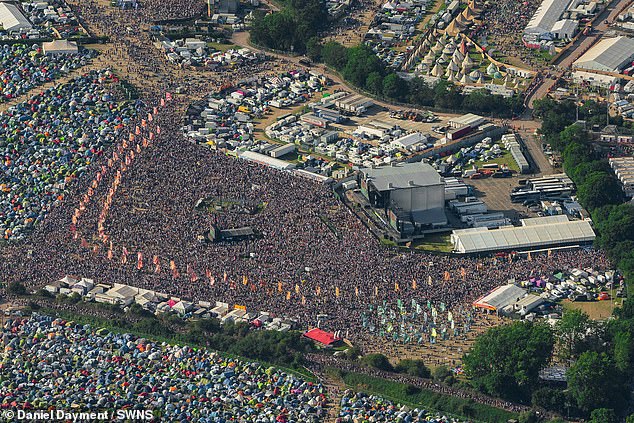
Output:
0,69,138,241
0,314,328,421
0,44,95,103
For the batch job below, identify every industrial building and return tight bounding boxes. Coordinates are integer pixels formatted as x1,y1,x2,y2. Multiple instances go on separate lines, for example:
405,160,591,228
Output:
451,215,596,254
359,162,447,234
573,36,634,73
448,113,486,129
473,284,544,316
390,132,428,151
609,156,634,198
0,2,32,32
523,0,577,41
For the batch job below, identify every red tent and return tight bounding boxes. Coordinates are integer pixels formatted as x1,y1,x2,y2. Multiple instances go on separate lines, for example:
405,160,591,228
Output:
302,328,341,346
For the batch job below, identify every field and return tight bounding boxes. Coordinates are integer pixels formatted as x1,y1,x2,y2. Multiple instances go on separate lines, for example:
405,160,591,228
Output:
413,233,453,253
562,294,623,320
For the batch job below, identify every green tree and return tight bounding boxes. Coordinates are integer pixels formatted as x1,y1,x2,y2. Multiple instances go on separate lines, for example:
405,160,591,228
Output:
305,37,321,61
576,171,624,211
7,281,27,295
362,353,393,371
365,71,383,95
556,309,591,360
394,359,431,378
321,41,348,70
432,364,456,385
566,351,627,413
590,408,617,423
463,321,554,400
382,73,407,101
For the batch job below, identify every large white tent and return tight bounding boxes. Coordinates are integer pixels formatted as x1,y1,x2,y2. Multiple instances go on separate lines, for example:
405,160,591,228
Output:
451,216,595,254
0,2,32,32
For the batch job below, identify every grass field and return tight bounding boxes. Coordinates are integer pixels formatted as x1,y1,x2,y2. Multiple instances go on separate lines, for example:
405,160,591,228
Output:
340,371,518,423
207,42,237,52
472,146,520,173
562,291,622,320
413,233,453,253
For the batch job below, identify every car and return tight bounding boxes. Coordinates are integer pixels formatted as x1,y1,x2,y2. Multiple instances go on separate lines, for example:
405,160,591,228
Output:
598,292,611,301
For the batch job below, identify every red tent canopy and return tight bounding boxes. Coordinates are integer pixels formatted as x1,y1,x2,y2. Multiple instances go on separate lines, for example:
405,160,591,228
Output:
303,328,341,346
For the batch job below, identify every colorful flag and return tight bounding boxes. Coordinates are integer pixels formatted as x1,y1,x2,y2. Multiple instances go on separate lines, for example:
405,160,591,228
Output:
278,281,282,292
335,287,340,298
412,279,417,290
137,252,143,270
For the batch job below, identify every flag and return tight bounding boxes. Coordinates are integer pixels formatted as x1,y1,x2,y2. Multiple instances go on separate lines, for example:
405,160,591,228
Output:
170,260,179,279
428,275,433,286
527,251,532,261
206,269,214,286
444,271,450,281
137,252,143,270
80,238,88,248
302,295,306,305
107,249,113,260
278,281,282,292
243,275,248,286
355,286,359,297
394,282,399,292
412,279,417,290
165,92,172,101
121,247,128,264
286,291,291,300
460,267,466,279
548,249,552,258
223,271,228,284
147,113,153,122
295,284,300,294
190,268,199,282
153,106,158,115
316,286,321,296
335,287,340,298
156,126,161,135
160,98,165,107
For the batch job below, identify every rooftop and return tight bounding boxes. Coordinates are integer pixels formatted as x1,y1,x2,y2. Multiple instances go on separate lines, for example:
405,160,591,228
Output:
362,162,443,191
573,36,634,72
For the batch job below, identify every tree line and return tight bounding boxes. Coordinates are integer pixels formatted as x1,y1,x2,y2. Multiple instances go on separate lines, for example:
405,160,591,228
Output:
313,41,523,117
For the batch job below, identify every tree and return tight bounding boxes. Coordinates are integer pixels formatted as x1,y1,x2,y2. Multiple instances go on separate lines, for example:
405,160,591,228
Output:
321,41,348,70
361,353,393,371
382,73,406,101
394,359,431,378
305,37,321,61
531,387,568,414
463,321,554,401
556,309,591,360
432,364,456,385
518,410,540,423
7,281,27,295
566,351,627,413
576,171,624,211
590,408,617,423
365,72,383,95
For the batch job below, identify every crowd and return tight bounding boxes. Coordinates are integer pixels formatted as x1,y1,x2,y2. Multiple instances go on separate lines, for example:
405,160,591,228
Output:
125,0,205,22
0,69,138,241
0,314,328,421
0,44,95,103
468,0,544,67
338,390,465,422
0,0,614,349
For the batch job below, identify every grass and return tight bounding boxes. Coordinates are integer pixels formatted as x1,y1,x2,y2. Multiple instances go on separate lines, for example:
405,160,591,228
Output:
340,371,518,423
472,145,520,173
413,233,453,253
562,289,623,320
207,42,237,52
